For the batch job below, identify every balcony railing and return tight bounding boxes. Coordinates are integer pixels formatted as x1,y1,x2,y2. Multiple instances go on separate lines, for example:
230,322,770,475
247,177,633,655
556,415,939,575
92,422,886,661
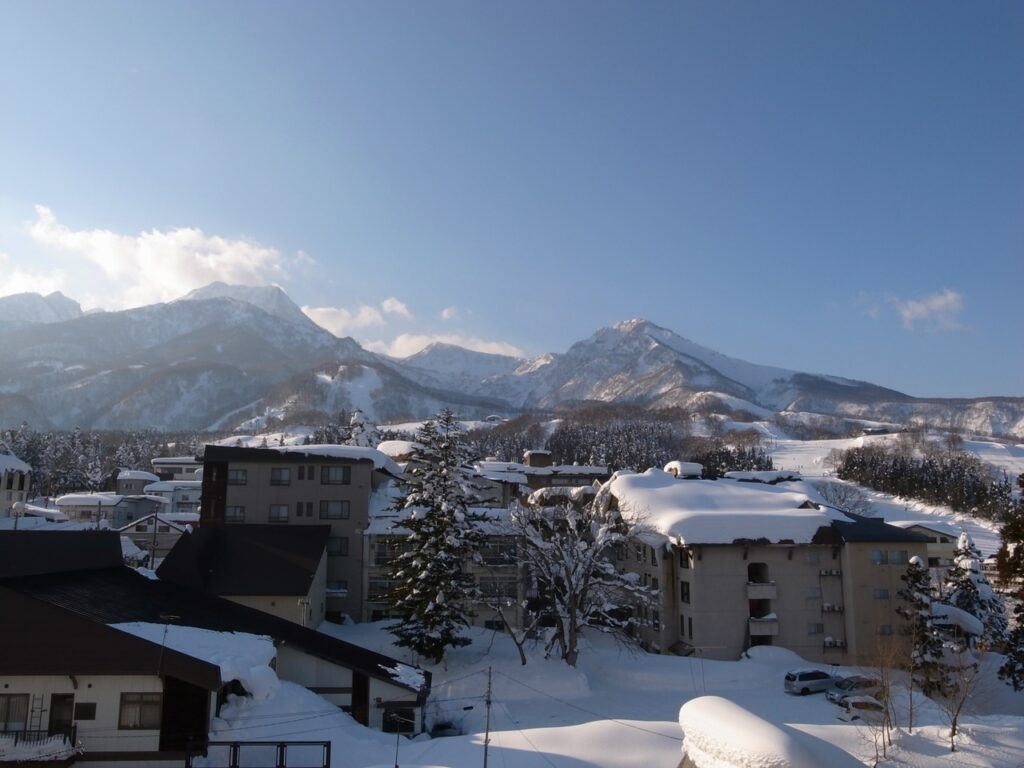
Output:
186,740,331,768
0,727,78,761
748,616,779,637
746,582,777,600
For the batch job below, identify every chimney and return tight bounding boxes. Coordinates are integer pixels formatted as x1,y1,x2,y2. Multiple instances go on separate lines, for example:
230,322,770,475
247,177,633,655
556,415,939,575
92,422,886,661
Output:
523,450,553,468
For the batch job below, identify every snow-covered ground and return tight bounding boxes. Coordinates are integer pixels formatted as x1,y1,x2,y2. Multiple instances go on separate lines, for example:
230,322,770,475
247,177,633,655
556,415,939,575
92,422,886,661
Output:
193,621,1024,768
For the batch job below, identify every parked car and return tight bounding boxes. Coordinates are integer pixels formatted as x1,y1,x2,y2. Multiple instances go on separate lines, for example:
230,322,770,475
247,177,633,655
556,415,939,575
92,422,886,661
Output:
784,668,838,695
836,696,886,723
826,675,882,704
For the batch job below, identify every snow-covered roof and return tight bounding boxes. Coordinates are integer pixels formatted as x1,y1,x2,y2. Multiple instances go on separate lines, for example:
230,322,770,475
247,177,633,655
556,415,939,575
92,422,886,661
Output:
55,493,170,507
376,440,423,459
116,512,199,531
21,505,68,521
527,485,597,506
678,696,821,768
117,469,161,482
664,461,703,477
0,450,31,474
270,445,403,477
608,468,845,546
723,470,803,483
473,459,607,480
144,480,203,492
885,519,962,538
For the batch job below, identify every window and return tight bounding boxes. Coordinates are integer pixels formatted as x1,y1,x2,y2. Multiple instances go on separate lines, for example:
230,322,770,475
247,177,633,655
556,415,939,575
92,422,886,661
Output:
327,536,349,556
227,469,247,485
649,547,657,566
878,624,893,636
0,694,28,732
269,504,289,523
327,579,348,592
688,617,693,639
321,466,351,485
679,548,690,569
928,557,940,567
636,545,644,563
872,588,890,600
808,623,824,635
157,525,170,533
888,550,909,565
680,580,691,604
869,550,888,566
296,501,304,518
652,610,660,630
225,506,245,523
118,693,162,730
298,466,305,481
479,576,518,599
367,578,394,600
651,577,659,593
270,468,291,486
319,500,351,520
73,702,97,721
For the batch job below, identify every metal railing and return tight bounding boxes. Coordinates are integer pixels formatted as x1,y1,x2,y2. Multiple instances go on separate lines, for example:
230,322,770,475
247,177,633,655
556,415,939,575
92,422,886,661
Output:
185,740,331,768
0,725,77,750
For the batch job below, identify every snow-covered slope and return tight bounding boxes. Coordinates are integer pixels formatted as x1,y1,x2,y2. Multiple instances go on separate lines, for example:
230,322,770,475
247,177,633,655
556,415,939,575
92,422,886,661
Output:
0,291,83,331
178,281,316,328
390,342,522,393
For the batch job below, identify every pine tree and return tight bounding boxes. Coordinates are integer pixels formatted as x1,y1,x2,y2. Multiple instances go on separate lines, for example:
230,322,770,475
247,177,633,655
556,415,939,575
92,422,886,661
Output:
385,409,484,663
897,556,945,697
347,409,381,448
943,531,1007,648
998,495,1024,690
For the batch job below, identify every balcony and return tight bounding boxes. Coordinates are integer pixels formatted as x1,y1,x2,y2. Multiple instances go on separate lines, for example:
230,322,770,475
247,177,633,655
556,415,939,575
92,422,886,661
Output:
748,615,779,637
746,582,777,600
0,727,78,762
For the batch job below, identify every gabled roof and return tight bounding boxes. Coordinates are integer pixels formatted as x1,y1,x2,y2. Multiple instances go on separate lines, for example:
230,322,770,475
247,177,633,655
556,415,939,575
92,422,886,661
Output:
158,524,330,597
0,557,428,696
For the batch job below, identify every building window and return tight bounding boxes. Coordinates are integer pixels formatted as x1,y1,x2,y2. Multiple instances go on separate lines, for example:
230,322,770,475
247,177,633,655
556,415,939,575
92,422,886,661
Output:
0,694,29,732
118,693,162,730
298,466,305,481
479,576,517,599
679,548,690,569
688,617,693,639
878,624,893,636
888,550,909,565
367,578,394,600
808,623,824,635
225,506,245,523
269,505,289,523
227,469,247,485
327,580,348,592
73,702,97,721
636,545,644,563
270,468,291,486
872,588,890,600
321,466,351,485
680,580,691,604
869,550,888,566
327,536,349,556
319,500,351,520
157,525,170,533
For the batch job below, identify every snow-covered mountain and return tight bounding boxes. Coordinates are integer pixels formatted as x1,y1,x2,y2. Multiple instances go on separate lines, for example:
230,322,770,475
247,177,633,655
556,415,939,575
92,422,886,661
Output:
0,291,83,331
0,287,1021,436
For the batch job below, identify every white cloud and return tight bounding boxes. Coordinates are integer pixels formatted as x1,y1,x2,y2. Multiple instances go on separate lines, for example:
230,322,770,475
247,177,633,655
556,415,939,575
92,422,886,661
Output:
440,305,459,321
365,333,524,358
894,289,964,330
25,205,305,309
0,252,67,297
301,304,385,336
381,297,412,319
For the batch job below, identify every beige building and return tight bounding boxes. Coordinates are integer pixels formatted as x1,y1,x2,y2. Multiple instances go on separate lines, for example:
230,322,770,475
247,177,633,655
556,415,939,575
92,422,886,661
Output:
606,468,929,664
0,446,31,518
200,444,403,621
115,469,161,495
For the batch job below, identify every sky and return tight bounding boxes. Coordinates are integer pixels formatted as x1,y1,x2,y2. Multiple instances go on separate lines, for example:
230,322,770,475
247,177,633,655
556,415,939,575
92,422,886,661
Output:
0,1,1021,398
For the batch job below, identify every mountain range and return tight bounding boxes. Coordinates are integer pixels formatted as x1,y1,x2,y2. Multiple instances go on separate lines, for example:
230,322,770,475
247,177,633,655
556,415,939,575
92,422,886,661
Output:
1,284,1022,437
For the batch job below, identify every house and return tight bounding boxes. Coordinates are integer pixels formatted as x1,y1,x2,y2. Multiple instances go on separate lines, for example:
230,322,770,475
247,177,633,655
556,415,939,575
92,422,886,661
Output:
199,444,404,621
116,512,199,564
884,519,961,581
55,493,168,529
158,524,329,627
472,450,609,506
142,479,202,516
0,530,431,764
604,468,929,664
114,469,161,496
150,456,201,482
0,446,31,519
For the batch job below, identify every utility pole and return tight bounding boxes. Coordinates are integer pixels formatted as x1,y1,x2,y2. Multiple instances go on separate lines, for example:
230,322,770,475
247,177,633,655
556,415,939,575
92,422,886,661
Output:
483,666,492,768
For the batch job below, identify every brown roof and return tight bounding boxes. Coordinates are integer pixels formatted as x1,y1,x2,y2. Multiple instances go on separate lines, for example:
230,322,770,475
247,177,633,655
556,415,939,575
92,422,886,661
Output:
0,530,123,578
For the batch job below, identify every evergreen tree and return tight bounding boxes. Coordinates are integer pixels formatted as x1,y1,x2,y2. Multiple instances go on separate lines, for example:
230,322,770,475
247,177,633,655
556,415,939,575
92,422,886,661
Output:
897,556,945,697
385,409,485,663
943,531,1007,648
347,409,381,448
998,493,1024,690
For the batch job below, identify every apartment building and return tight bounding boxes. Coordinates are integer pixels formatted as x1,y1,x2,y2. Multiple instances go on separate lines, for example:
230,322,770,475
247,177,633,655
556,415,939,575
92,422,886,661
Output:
606,468,929,664
0,446,31,518
200,444,403,620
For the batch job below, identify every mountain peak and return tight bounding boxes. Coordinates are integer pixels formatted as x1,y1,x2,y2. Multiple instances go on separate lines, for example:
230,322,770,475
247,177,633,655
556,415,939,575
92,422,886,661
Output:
178,282,313,328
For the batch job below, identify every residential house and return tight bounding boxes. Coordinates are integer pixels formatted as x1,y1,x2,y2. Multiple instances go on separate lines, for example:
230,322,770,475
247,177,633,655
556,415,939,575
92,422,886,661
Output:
116,513,198,565
114,469,161,496
0,529,431,763
158,524,329,627
142,479,202,516
885,519,961,588
150,456,201,482
472,450,609,507
55,493,168,529
605,467,930,664
0,446,31,519
199,444,404,621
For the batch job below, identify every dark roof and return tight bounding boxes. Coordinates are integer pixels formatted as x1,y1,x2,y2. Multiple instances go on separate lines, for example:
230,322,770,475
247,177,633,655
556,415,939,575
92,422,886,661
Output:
204,444,382,467
0,530,123,578
814,515,932,545
0,586,221,690
158,525,330,596
1,566,427,696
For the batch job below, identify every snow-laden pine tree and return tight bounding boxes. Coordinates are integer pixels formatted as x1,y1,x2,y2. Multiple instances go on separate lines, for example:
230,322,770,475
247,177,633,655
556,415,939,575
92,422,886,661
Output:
347,409,380,448
943,531,1007,648
897,556,945,698
385,409,484,663
505,482,654,666
997,494,1024,690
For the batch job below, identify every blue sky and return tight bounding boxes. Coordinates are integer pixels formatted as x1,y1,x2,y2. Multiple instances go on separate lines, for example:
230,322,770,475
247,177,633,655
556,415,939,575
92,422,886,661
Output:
1,1,1021,397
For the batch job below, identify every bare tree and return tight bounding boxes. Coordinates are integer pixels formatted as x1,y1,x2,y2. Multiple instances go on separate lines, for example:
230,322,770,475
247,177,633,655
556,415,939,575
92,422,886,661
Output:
935,645,982,752
814,480,873,517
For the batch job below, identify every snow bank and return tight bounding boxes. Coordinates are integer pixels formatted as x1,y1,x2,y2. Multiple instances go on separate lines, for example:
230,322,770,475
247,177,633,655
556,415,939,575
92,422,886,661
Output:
609,468,843,545
678,696,818,768
111,623,279,699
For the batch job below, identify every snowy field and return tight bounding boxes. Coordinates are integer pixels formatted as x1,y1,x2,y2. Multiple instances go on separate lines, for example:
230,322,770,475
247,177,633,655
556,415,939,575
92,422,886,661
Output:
195,621,1024,768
